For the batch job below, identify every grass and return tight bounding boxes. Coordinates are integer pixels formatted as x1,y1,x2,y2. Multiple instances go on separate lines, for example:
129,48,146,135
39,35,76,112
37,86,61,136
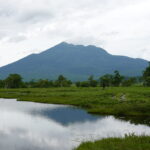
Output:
75,135,150,150
0,87,150,120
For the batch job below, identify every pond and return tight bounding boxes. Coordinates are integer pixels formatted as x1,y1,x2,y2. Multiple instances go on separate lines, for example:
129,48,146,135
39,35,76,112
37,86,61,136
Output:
0,98,150,150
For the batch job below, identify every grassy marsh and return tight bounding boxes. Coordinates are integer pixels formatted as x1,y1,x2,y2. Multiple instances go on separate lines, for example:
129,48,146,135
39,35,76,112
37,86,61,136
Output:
75,135,150,150
0,87,149,118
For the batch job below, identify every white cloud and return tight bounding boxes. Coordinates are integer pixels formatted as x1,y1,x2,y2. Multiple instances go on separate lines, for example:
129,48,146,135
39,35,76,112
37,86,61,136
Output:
0,0,150,67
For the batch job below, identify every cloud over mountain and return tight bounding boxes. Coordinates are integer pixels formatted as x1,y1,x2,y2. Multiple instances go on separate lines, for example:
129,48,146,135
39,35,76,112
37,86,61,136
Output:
0,0,150,67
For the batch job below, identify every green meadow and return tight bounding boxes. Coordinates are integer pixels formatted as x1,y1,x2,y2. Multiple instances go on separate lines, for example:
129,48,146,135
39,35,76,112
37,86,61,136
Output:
0,87,150,118
75,135,150,150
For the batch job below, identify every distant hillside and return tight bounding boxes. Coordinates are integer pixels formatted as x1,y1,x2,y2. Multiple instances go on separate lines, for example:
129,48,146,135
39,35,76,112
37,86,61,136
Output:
0,42,148,81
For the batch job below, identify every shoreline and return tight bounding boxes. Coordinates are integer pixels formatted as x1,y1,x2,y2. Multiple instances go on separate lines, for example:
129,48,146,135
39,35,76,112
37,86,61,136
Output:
0,87,150,126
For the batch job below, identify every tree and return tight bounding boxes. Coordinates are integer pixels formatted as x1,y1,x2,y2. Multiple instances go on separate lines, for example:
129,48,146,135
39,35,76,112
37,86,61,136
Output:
66,80,72,87
5,74,23,88
27,79,36,88
143,62,150,86
122,77,137,87
49,80,54,87
112,71,124,86
75,81,81,87
57,75,66,87
56,75,72,87
35,79,50,88
143,77,150,86
88,75,98,87
80,81,90,87
100,74,113,89
0,80,4,88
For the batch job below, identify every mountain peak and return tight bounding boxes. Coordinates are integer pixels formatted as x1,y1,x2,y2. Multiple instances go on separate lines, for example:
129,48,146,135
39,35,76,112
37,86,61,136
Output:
58,41,69,45
56,42,74,47
56,42,107,52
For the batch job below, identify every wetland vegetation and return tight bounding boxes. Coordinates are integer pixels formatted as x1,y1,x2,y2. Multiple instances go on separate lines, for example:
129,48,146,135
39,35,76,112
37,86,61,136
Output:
75,135,150,150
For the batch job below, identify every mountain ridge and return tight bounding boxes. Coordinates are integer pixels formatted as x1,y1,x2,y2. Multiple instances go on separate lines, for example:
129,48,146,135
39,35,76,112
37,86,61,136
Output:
0,42,148,81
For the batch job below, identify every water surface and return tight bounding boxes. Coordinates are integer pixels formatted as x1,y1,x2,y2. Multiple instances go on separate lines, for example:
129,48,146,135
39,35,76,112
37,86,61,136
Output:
0,98,150,150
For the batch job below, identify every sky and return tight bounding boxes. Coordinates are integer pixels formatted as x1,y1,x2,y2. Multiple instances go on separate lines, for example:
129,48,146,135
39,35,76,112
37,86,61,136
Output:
0,0,150,67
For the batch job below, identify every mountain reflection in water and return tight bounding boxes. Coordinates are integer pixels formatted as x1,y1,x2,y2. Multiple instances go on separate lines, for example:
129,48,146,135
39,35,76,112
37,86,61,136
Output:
0,98,150,150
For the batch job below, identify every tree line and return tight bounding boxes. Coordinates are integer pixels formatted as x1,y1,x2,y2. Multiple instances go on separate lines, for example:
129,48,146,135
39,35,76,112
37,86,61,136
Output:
0,63,150,89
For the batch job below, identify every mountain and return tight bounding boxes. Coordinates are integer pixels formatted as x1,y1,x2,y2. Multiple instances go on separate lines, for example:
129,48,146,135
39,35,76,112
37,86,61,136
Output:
0,42,148,81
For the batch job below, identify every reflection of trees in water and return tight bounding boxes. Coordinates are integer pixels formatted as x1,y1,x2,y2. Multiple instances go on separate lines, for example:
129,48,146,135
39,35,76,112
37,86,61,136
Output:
116,116,150,127
30,106,150,127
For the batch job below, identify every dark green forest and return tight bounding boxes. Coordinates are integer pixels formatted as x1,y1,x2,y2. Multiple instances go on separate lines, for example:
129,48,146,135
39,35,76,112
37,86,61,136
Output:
0,62,150,89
